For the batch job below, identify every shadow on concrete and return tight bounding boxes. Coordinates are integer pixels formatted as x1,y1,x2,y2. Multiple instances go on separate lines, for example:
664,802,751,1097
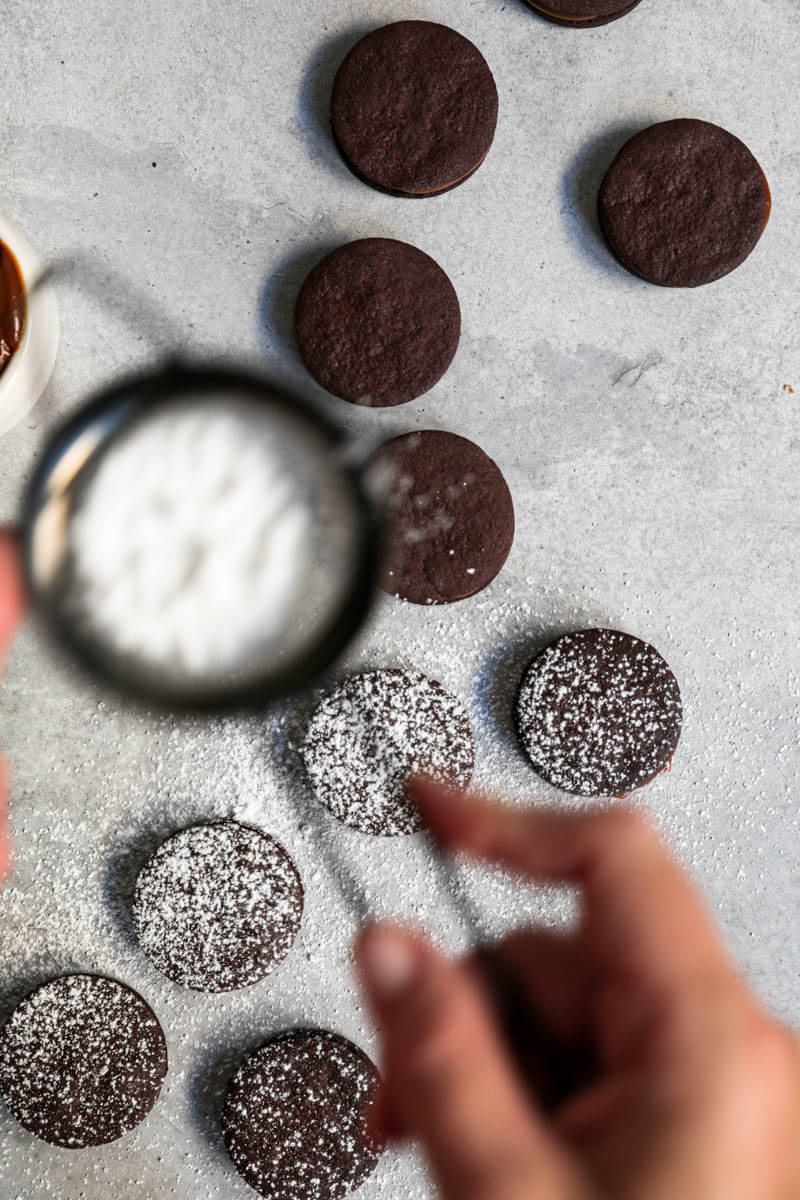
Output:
187,1020,337,1153
265,685,376,925
473,614,604,756
101,799,221,954
102,826,171,953
560,123,642,276
256,237,343,366
187,1027,263,1154
0,952,87,1027
295,23,374,181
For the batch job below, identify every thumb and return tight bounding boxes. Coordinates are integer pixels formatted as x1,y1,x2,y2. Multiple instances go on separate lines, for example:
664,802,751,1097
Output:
356,923,587,1200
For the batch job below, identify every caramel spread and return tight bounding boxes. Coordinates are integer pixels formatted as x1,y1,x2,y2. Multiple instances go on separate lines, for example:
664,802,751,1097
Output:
0,241,26,376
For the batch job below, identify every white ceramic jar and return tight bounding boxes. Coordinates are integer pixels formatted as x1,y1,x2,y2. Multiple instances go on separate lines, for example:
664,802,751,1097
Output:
0,213,59,436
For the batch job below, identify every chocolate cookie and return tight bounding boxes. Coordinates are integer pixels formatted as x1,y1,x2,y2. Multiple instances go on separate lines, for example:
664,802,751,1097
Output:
303,668,475,835
222,1029,382,1200
522,0,642,26
331,22,498,196
0,974,167,1148
515,629,682,796
599,119,770,287
375,430,515,604
294,239,460,407
132,820,303,992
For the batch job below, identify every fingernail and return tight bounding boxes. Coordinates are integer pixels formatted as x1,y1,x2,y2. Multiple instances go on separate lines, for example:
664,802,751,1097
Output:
361,926,419,1001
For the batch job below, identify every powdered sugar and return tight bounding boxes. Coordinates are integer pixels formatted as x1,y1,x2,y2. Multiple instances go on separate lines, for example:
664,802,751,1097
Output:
0,974,167,1148
132,820,304,992
222,1029,381,1200
514,628,683,797
0,561,796,1198
303,669,475,836
68,398,312,683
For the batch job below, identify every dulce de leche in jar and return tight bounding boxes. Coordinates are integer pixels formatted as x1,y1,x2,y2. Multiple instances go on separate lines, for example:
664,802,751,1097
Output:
0,240,26,376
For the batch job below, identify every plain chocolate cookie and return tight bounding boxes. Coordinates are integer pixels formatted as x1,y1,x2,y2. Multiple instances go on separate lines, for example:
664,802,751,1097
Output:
0,974,167,1148
523,0,642,26
295,239,460,407
375,430,515,604
599,119,770,286
331,21,498,196
132,820,304,992
515,628,682,796
222,1029,382,1200
303,668,475,836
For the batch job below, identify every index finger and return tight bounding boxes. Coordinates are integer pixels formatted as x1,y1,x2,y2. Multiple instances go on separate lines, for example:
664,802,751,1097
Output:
411,777,732,992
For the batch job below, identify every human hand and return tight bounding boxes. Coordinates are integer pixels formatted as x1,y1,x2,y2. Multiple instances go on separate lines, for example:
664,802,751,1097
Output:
0,529,25,882
356,778,800,1200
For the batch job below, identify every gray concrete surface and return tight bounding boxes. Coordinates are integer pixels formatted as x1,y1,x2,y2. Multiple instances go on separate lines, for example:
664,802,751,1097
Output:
1,0,800,1195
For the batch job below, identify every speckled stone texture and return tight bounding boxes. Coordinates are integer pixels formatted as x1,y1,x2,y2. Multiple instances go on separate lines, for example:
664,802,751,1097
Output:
1,0,799,1197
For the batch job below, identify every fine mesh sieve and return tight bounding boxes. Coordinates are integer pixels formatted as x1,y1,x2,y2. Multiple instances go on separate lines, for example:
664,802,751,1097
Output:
21,361,382,711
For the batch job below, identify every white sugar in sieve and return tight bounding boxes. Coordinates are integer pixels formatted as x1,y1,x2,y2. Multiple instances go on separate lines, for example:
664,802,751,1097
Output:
21,362,382,710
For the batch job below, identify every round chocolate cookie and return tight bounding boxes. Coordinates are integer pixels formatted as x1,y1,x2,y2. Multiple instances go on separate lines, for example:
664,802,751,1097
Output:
132,820,303,992
331,21,498,197
522,0,642,27
303,668,475,835
294,239,460,407
0,974,167,1148
223,1029,382,1200
375,430,515,605
515,629,682,797
599,119,770,287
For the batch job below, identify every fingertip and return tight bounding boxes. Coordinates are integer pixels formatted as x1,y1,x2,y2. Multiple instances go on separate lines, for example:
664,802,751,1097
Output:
406,773,457,810
359,923,563,1199
407,773,445,792
357,923,430,1011
407,775,476,844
